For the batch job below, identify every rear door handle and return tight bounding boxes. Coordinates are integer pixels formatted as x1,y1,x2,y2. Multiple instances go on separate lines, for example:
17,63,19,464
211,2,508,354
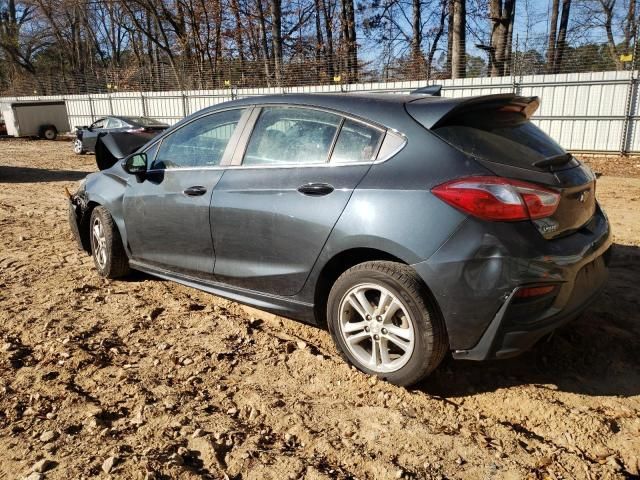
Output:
297,183,334,196
183,185,207,196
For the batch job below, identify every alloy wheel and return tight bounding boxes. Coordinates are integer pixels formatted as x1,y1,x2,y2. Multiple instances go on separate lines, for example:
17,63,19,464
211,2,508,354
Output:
91,216,107,269
73,139,83,154
338,283,416,373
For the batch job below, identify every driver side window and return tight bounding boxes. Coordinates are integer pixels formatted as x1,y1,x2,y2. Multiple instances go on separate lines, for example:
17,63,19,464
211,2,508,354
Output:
151,109,244,170
91,119,106,129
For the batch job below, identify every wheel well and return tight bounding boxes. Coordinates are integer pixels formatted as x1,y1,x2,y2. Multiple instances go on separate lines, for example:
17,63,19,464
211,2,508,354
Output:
313,248,406,327
78,201,100,253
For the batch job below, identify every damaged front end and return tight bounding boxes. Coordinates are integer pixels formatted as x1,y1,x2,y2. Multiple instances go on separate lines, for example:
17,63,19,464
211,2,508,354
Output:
66,184,92,253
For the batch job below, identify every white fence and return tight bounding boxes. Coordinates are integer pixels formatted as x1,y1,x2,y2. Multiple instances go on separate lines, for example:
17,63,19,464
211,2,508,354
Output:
2,70,639,153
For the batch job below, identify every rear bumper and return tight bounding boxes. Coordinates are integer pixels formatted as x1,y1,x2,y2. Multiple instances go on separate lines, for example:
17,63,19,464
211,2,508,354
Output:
412,204,612,359
453,250,609,360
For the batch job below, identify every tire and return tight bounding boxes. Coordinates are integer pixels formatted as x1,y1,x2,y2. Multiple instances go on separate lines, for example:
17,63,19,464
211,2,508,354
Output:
39,125,57,140
89,206,130,278
327,261,447,386
73,138,86,155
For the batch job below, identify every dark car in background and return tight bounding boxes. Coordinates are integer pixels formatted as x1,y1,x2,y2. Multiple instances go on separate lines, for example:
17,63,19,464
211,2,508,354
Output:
74,116,168,169
68,93,612,386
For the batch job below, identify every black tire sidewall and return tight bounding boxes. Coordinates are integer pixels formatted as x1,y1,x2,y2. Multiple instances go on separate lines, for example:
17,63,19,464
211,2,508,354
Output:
327,266,438,385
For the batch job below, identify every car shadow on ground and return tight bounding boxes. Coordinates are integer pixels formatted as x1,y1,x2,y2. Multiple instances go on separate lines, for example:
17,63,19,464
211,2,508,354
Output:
0,165,91,183
419,243,640,398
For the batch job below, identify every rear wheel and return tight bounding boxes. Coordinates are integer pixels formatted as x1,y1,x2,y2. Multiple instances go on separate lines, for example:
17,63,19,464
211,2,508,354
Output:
89,206,130,278
327,261,447,386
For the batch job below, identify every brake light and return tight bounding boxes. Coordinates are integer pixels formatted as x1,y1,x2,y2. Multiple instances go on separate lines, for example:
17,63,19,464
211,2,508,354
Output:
126,127,147,133
432,176,560,221
515,285,556,298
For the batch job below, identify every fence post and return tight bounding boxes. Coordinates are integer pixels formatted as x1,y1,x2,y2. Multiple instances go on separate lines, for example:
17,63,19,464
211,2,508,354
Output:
88,95,95,123
182,91,189,118
620,48,639,155
140,92,147,117
108,93,114,115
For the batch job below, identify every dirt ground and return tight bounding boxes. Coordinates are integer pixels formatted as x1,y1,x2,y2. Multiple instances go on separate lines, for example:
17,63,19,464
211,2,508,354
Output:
0,139,639,480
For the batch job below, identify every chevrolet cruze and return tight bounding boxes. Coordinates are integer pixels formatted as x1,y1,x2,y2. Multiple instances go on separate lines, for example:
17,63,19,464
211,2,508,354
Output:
68,93,611,386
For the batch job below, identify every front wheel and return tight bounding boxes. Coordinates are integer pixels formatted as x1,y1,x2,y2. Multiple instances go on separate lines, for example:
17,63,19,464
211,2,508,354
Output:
73,139,85,155
89,206,130,278
327,261,447,386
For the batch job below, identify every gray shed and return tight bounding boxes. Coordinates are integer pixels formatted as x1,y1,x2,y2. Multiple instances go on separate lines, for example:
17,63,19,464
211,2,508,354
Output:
0,100,70,140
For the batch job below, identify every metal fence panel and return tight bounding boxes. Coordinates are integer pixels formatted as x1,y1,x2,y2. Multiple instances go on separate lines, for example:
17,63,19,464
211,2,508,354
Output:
2,70,640,153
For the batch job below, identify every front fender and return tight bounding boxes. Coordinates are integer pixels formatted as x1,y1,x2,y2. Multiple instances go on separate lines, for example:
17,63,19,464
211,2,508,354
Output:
84,168,129,254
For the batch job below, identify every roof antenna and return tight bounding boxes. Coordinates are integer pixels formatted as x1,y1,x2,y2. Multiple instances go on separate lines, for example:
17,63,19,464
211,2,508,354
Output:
410,85,442,96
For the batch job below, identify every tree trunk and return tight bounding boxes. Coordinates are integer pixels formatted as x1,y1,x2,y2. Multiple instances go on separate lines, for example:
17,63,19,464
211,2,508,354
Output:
546,0,559,72
624,0,636,53
553,0,571,73
340,0,357,81
427,0,447,79
446,0,454,77
230,0,246,85
411,0,423,76
256,0,272,83
314,0,326,78
451,0,466,78
270,0,283,85
489,0,515,77
321,0,335,79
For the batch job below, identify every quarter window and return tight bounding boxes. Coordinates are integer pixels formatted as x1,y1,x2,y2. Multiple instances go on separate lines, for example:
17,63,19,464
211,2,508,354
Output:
330,119,384,163
152,109,244,170
243,107,341,166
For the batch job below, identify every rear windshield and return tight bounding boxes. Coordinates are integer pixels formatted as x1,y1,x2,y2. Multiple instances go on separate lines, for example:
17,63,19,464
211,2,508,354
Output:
121,116,167,127
434,112,566,168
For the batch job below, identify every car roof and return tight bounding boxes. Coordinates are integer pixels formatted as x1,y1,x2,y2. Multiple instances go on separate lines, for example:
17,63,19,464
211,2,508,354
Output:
192,92,523,131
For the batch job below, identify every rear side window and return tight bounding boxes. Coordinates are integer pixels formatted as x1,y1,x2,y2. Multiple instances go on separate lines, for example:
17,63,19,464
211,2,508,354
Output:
434,113,565,168
330,119,384,163
243,107,341,166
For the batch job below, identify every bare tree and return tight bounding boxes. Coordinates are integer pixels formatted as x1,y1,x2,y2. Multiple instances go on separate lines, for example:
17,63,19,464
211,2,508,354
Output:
451,0,466,77
489,0,516,76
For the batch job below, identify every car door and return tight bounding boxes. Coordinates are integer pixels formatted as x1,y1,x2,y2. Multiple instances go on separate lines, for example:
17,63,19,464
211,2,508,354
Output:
211,106,386,296
122,108,249,279
83,118,107,151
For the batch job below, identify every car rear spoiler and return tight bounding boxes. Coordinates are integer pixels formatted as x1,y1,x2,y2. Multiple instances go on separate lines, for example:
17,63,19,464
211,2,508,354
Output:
406,93,540,130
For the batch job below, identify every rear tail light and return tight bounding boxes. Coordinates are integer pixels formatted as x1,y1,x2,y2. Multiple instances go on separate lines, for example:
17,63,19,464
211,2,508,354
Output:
432,176,560,221
514,285,557,299
126,127,150,133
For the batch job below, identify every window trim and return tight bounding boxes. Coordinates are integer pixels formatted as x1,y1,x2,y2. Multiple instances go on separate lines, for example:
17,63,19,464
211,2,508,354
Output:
231,104,391,169
138,103,407,172
144,107,251,173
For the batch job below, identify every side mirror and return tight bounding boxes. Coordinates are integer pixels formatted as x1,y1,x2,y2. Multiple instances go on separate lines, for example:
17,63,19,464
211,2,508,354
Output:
123,153,148,175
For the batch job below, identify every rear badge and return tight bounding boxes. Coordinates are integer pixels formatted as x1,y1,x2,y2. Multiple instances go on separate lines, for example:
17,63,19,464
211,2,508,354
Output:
535,219,559,235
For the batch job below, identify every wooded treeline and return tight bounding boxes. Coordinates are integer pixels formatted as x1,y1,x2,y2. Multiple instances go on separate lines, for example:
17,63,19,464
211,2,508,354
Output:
0,0,638,94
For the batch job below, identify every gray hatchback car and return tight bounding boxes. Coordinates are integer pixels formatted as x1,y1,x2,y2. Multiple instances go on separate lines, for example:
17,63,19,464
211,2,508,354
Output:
69,92,612,386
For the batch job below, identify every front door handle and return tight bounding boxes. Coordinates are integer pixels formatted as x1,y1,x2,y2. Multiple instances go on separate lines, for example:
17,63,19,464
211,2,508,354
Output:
297,183,334,196
183,185,207,197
